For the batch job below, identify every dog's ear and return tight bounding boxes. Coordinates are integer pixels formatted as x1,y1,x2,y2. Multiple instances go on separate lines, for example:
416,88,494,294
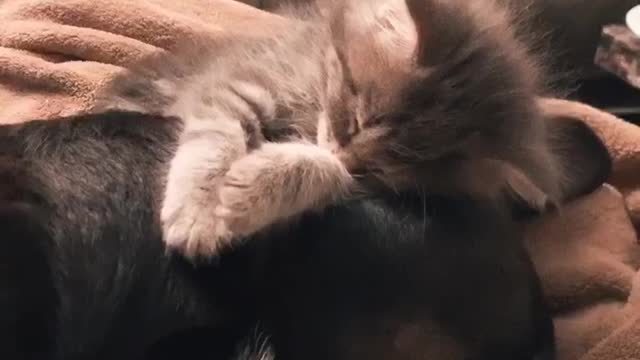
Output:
508,110,612,220
546,114,612,202
500,161,557,219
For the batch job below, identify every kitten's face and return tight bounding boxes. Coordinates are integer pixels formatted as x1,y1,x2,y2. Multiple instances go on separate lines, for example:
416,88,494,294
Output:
317,61,443,188
317,0,542,189
317,46,474,189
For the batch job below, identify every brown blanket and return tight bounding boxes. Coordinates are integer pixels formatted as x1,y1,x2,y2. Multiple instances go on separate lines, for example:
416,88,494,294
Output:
529,98,640,360
0,0,639,359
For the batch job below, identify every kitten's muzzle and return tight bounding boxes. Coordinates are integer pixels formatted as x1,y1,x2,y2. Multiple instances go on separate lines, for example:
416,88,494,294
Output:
336,150,360,173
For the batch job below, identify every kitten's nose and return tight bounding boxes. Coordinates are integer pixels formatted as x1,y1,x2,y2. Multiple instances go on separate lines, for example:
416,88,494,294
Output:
336,150,358,172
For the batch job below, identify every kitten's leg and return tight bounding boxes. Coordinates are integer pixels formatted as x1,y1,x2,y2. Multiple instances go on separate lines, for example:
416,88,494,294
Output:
215,142,354,239
162,118,247,259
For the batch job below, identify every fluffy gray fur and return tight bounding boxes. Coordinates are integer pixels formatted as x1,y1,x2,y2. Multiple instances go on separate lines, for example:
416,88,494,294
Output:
101,0,598,260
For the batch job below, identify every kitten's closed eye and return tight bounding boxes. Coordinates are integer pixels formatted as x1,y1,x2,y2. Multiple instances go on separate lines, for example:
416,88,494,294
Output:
326,111,359,147
366,113,392,127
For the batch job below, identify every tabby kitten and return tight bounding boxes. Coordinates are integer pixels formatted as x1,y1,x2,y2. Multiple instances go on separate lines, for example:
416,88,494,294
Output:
107,0,579,260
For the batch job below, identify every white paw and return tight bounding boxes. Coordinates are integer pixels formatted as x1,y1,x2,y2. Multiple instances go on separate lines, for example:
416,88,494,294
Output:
161,199,234,260
159,123,248,260
215,157,277,238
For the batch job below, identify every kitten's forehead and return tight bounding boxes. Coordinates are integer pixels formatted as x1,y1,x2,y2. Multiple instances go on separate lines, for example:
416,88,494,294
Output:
344,0,416,43
340,0,419,82
360,83,407,116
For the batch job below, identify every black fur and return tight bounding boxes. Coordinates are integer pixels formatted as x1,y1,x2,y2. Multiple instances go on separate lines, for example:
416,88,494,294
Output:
0,203,56,360
258,194,555,360
0,111,555,359
0,113,258,360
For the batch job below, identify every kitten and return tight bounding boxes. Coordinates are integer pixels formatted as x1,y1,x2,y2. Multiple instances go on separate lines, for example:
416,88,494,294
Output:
104,0,603,260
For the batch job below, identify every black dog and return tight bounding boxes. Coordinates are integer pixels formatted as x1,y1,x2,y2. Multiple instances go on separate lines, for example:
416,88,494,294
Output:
0,110,609,359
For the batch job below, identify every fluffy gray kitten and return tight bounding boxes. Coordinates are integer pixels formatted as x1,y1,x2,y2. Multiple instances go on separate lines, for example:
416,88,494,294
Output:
106,0,578,260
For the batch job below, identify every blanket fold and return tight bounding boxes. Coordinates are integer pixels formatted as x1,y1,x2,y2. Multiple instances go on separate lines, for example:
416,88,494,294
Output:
0,1,639,359
0,0,288,122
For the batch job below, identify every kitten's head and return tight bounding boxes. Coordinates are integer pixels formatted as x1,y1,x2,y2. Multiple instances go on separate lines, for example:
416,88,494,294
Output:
317,0,543,189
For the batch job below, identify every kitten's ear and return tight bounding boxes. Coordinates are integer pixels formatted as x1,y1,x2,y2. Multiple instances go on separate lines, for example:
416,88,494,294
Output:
405,0,468,66
545,114,612,202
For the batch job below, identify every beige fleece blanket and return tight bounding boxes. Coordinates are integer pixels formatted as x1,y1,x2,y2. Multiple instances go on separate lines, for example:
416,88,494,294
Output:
1,0,639,359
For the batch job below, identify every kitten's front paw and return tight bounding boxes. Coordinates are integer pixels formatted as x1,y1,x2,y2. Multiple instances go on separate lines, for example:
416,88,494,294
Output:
161,200,234,260
215,157,278,238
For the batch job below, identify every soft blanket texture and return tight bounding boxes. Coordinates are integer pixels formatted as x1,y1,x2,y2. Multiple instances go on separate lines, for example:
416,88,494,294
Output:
0,0,639,359
0,0,288,123
530,98,640,360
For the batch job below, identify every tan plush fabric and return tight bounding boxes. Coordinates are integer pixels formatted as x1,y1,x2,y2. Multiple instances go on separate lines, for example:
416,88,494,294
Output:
529,99,640,360
0,1,639,358
0,0,289,123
